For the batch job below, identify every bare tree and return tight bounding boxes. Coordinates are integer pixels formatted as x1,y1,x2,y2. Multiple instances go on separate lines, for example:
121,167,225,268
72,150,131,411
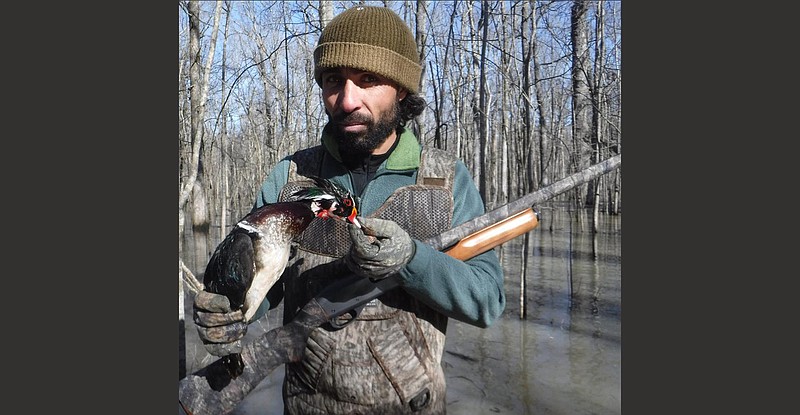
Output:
413,0,428,139
590,0,605,232
518,0,535,319
319,0,333,27
219,1,232,255
570,0,591,211
428,3,456,151
476,0,490,201
178,0,223,379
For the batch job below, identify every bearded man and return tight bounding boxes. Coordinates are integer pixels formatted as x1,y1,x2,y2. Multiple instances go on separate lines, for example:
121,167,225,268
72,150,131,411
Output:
192,5,505,414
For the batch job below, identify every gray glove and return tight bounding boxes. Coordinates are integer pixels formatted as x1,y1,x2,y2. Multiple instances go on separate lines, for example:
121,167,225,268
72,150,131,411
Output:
345,217,416,280
192,291,247,357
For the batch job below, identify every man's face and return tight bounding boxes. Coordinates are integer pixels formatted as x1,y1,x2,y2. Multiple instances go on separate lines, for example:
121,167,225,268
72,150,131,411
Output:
321,67,407,155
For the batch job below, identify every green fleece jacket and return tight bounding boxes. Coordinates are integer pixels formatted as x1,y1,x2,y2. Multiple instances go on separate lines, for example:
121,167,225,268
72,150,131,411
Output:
251,129,505,327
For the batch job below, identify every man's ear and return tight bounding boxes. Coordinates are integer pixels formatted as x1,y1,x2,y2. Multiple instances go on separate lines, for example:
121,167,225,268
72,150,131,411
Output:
397,88,408,101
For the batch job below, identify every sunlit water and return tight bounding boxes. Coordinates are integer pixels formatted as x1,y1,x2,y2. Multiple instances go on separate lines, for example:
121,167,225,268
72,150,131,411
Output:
180,208,621,414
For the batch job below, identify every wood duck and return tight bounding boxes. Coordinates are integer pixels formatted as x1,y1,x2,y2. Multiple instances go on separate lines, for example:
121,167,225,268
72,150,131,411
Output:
201,176,361,379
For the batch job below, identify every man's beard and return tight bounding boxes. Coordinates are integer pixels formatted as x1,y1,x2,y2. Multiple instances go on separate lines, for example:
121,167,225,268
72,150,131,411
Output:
327,101,402,158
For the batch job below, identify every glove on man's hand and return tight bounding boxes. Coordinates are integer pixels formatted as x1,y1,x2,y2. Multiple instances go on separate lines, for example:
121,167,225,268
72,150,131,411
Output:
193,291,247,357
346,217,415,280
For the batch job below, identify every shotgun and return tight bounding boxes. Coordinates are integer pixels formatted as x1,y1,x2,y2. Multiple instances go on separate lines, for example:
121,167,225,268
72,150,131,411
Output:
178,155,621,415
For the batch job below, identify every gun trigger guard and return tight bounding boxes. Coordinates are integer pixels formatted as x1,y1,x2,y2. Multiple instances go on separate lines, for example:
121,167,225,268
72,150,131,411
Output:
328,304,365,330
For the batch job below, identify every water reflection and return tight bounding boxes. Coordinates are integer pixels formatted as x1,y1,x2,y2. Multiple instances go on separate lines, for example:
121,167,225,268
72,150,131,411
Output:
445,209,621,415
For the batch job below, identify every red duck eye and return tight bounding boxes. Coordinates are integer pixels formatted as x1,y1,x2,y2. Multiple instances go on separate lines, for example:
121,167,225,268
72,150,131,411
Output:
343,199,352,206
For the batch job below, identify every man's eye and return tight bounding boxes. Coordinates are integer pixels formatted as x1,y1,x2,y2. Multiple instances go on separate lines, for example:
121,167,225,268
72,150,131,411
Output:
323,75,341,85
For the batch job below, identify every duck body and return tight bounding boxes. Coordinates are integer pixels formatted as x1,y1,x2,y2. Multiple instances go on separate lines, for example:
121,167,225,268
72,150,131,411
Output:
203,201,316,322
199,177,360,379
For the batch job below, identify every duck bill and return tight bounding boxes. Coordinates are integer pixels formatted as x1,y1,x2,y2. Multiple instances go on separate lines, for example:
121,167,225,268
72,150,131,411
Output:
348,208,361,228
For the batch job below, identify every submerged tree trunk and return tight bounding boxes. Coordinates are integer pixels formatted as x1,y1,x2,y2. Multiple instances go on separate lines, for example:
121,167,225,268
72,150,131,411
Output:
519,232,529,319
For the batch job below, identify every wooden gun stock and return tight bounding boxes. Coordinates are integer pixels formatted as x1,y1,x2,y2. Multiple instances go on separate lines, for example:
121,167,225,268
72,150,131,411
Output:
444,207,539,260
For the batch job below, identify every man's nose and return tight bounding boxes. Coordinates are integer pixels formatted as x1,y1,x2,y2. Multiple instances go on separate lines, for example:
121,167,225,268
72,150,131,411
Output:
338,79,362,113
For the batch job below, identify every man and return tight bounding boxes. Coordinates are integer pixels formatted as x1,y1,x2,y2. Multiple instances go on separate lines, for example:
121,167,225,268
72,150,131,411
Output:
193,5,505,414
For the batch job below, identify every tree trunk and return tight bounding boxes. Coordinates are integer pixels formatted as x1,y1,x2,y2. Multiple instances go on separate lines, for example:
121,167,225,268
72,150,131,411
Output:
319,0,333,27
571,0,591,210
414,0,428,139
220,1,231,237
591,1,604,232
179,0,222,380
477,0,490,202
529,2,550,188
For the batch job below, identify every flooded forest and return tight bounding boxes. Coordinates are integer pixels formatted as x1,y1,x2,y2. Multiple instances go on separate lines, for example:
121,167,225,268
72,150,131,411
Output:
178,1,622,413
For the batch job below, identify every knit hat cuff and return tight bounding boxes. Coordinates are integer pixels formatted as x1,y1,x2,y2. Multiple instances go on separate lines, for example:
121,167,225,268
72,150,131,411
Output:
314,42,422,94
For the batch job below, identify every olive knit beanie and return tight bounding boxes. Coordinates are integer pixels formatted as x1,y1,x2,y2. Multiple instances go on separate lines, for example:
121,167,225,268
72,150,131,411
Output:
314,5,422,94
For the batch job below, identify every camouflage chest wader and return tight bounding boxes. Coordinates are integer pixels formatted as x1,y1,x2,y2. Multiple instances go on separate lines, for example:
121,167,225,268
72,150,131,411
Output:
276,146,457,415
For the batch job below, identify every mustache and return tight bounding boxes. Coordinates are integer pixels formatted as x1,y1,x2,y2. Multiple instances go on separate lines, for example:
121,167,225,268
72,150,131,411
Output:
330,112,373,125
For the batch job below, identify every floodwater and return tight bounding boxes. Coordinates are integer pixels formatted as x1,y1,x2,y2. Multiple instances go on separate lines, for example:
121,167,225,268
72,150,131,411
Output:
180,208,621,415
